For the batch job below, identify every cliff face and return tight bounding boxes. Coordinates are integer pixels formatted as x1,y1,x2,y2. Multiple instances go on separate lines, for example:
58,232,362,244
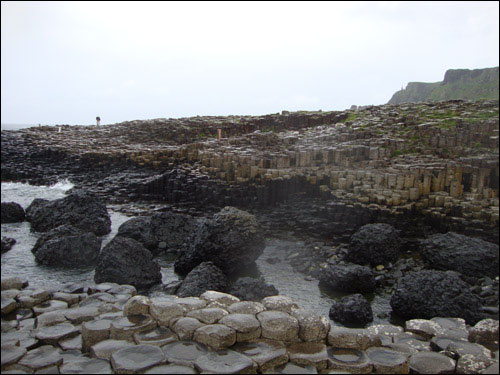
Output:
388,67,499,104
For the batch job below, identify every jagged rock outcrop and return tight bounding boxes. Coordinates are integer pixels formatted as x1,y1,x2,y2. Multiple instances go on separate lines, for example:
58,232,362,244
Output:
329,294,373,325
174,207,265,275
176,262,228,298
228,277,279,302
25,191,111,236
1,237,16,253
319,263,376,293
420,232,499,277
31,225,101,266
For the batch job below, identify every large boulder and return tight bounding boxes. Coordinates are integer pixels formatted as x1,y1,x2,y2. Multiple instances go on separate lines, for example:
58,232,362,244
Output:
116,211,197,255
345,223,401,266
420,232,499,278
26,191,111,236
117,216,158,253
176,262,227,298
329,294,373,326
174,207,265,275
1,202,26,223
94,236,161,288
228,277,279,301
319,263,376,293
1,237,16,253
390,270,483,324
31,225,102,266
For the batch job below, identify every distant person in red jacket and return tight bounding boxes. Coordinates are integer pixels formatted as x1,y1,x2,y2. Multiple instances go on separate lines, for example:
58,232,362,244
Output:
96,116,101,126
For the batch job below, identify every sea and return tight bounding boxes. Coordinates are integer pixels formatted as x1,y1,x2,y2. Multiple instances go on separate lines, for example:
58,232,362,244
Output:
1,180,394,326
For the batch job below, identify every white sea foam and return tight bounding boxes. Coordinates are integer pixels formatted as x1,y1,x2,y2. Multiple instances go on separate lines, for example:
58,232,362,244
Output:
48,178,74,191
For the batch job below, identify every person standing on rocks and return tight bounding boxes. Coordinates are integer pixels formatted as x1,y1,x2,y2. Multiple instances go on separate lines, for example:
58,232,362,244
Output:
96,116,101,126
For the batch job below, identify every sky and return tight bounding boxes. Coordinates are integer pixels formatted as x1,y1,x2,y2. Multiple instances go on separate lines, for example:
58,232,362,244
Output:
1,1,499,128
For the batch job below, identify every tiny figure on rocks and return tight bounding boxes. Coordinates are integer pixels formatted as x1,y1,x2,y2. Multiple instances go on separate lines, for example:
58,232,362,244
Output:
96,116,101,126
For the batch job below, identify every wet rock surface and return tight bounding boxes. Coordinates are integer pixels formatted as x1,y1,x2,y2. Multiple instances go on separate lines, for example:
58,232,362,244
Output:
1,236,16,253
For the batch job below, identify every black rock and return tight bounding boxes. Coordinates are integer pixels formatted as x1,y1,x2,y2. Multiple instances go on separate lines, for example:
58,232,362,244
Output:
345,223,401,266
329,294,373,325
229,277,279,301
420,232,499,278
25,191,111,236
390,270,483,324
176,261,227,298
94,236,161,288
319,262,376,293
1,236,16,253
31,224,102,266
174,207,265,275
1,202,26,223
150,211,197,253
117,216,158,253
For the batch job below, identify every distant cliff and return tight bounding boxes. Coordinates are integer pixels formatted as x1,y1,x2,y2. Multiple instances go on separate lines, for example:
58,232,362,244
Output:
388,67,499,104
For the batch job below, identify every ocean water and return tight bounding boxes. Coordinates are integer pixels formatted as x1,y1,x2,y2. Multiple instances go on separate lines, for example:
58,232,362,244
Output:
1,180,393,325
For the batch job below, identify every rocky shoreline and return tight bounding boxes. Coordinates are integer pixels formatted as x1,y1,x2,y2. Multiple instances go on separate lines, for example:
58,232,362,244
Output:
1,277,499,374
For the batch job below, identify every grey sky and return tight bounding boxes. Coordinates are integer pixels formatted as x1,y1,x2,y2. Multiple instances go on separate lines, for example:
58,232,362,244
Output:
1,1,499,128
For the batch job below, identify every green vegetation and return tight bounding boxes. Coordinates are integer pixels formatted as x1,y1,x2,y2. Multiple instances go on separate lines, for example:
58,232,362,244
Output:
388,67,499,104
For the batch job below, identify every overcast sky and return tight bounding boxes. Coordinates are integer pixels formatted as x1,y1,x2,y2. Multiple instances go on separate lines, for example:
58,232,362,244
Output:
1,1,499,128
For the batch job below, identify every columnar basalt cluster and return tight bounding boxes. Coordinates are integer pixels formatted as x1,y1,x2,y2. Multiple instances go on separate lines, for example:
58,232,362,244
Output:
1,100,498,229
1,277,498,374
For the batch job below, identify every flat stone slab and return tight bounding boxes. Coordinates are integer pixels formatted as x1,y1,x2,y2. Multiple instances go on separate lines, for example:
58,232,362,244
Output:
257,310,299,342
36,310,68,327
468,318,499,350
195,349,255,374
193,324,237,350
1,297,18,315
90,339,136,360
1,277,28,290
328,327,381,350
187,307,228,324
1,344,27,367
59,357,113,374
270,362,318,374
82,318,112,351
232,339,288,371
52,292,80,306
409,351,456,374
133,326,178,346
34,322,79,345
262,296,298,313
110,314,156,341
17,345,63,371
111,344,165,373
59,334,82,351
327,348,372,373
200,291,240,306
123,295,151,316
365,347,410,373
456,353,494,374
175,297,208,312
32,300,68,315
162,340,208,367
405,319,444,339
144,364,197,374
64,306,100,324
287,342,328,370
149,300,186,326
227,301,265,315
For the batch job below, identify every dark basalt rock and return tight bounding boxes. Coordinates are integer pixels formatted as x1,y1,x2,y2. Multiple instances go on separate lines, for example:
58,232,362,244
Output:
31,224,101,266
117,216,158,253
329,293,373,326
1,236,16,253
150,211,197,253
1,201,26,223
176,261,227,298
390,270,483,324
420,232,499,277
319,262,376,293
345,223,401,266
25,191,111,236
94,236,161,288
229,277,279,301
174,207,265,275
